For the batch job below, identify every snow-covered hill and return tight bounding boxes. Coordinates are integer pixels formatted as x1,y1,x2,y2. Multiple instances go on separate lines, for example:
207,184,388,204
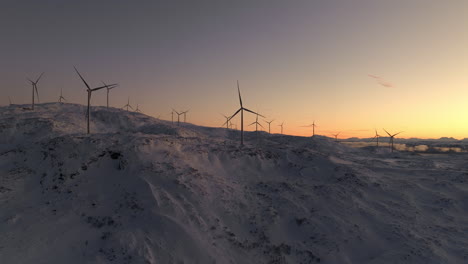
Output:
1,103,468,264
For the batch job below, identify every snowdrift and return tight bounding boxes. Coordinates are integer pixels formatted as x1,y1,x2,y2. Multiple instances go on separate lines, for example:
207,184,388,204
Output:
1,103,467,264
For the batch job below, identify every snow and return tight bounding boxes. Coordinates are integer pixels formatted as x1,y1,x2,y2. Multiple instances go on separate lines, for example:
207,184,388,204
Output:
1,103,468,263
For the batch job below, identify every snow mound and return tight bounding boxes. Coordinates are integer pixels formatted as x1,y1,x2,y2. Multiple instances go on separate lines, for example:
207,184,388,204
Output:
1,103,467,264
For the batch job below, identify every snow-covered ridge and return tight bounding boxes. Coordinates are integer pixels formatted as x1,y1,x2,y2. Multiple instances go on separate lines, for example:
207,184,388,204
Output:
1,103,467,264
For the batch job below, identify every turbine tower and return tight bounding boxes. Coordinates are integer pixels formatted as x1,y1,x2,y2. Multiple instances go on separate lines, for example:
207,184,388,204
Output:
383,129,403,153
74,67,117,134
227,80,264,145
58,88,67,103
278,122,284,134
264,119,274,134
123,97,133,111
27,72,44,110
135,104,142,113
372,129,381,147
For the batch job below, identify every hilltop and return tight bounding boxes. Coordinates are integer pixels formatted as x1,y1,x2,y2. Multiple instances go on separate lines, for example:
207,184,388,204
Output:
1,103,467,264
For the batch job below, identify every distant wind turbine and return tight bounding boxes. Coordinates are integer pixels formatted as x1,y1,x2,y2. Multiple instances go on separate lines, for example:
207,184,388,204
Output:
27,72,44,110
58,88,67,103
172,109,183,126
264,119,274,134
278,122,284,134
249,113,264,132
8,96,12,106
182,110,189,122
372,129,381,147
221,114,231,129
102,81,117,108
332,132,340,142
74,67,117,134
302,121,317,136
383,129,403,152
123,97,134,111
135,104,142,113
227,80,264,145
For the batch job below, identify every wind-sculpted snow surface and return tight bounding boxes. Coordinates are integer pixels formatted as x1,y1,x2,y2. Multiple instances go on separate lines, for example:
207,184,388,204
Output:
1,103,468,263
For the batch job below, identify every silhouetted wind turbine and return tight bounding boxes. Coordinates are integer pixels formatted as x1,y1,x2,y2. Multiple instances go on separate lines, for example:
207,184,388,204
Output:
102,81,117,108
383,129,403,152
170,110,174,124
182,110,189,122
8,96,12,106
372,129,381,147
332,132,340,142
227,80,264,145
221,114,231,129
302,121,317,136
123,97,133,111
278,122,284,134
74,67,117,134
264,119,274,134
135,104,142,113
58,88,67,103
172,109,183,126
27,72,43,110
249,113,264,132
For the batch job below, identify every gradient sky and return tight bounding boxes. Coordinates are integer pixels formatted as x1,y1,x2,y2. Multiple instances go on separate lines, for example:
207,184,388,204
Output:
1,0,467,139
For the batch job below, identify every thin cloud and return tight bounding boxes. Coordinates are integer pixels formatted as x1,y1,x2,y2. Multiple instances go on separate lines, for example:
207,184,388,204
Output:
368,74,394,88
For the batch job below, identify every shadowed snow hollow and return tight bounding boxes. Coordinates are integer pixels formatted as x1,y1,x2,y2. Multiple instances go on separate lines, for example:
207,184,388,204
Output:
1,103,467,264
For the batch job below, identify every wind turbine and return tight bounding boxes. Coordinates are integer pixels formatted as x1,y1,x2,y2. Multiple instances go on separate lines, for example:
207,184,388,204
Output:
264,119,274,134
383,129,403,152
102,81,117,108
302,121,317,136
74,67,117,134
332,132,340,142
58,88,67,103
227,80,264,145
170,110,174,124
372,129,381,147
172,109,183,126
182,110,189,122
123,97,134,111
27,72,43,110
135,104,142,113
8,96,12,106
249,113,264,132
278,122,284,134
221,114,231,129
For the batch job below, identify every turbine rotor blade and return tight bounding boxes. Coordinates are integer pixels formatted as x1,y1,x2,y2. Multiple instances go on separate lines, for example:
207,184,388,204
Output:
243,108,265,118
237,80,243,107
35,85,40,102
228,108,242,120
91,83,117,92
74,67,91,90
383,128,391,137
35,72,44,84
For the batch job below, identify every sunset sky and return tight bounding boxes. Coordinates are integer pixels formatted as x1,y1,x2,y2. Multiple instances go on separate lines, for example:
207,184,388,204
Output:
1,0,467,139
